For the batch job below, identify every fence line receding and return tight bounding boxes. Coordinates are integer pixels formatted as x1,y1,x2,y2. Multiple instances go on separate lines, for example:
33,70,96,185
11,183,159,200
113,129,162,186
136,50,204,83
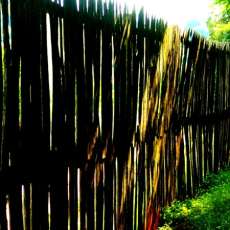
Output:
0,0,229,229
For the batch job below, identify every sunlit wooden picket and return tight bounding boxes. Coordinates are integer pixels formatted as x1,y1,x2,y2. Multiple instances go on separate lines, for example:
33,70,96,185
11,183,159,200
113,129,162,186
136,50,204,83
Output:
0,0,229,229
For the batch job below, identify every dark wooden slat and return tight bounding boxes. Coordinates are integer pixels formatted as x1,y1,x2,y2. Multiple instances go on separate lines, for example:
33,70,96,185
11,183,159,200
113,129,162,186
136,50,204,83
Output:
0,193,7,230
50,164,68,230
50,4,65,155
69,166,77,230
40,0,50,155
1,0,11,174
9,186,23,229
84,163,94,230
0,0,3,173
63,0,77,163
32,183,49,230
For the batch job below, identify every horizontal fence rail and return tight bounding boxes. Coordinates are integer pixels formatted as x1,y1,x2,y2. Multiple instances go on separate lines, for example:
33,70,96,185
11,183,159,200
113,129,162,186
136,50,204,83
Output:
0,0,229,229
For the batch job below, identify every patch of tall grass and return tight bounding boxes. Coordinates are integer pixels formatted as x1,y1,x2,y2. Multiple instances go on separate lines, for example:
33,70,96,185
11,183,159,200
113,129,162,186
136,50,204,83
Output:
159,167,230,230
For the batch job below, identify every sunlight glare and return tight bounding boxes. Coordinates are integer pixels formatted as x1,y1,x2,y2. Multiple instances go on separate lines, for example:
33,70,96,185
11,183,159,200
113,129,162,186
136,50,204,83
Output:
115,0,211,29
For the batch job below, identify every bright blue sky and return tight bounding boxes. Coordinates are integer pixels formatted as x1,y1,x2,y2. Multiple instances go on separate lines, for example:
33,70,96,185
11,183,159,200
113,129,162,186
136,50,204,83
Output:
114,0,212,36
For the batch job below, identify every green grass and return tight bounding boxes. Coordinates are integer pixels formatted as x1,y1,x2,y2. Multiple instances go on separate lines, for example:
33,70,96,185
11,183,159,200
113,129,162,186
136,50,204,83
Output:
159,167,230,230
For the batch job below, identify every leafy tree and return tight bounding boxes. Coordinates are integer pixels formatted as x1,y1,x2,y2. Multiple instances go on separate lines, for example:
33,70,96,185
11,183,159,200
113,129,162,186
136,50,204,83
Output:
207,0,230,41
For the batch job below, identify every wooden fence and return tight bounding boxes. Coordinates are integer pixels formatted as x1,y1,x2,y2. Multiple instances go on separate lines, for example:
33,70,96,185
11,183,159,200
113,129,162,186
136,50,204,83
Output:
0,0,229,229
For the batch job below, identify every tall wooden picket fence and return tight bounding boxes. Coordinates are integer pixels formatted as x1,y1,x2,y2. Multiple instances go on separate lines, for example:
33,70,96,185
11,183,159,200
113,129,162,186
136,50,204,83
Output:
0,0,229,229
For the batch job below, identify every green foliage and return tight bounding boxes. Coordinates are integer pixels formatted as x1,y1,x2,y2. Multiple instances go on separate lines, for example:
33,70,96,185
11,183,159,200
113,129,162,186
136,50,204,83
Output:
159,168,230,229
208,0,230,41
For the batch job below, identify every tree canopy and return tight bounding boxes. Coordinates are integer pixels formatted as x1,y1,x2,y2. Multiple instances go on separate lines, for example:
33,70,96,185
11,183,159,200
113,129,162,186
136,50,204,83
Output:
207,0,230,42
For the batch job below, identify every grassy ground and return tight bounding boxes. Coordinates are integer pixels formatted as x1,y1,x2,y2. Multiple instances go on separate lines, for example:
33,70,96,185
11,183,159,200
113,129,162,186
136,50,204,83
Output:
159,167,230,230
